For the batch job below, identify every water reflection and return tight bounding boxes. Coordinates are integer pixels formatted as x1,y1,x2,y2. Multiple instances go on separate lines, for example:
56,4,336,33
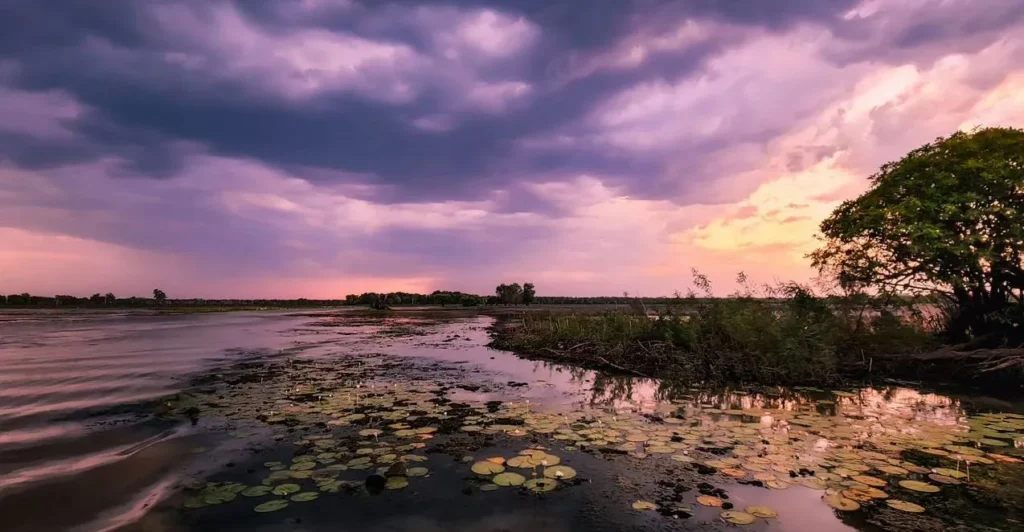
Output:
2,310,1022,532
554,363,971,432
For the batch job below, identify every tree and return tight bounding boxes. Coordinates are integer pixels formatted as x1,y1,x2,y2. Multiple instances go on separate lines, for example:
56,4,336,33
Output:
153,289,167,305
89,293,103,305
522,282,536,305
104,293,116,305
368,293,389,310
811,127,1024,343
495,283,523,305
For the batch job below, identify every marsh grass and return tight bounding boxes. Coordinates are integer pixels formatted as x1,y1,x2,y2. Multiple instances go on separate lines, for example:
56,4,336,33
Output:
492,274,938,385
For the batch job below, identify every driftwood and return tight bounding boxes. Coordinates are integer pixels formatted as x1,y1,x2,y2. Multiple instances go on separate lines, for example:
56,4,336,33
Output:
868,346,1024,385
539,347,651,378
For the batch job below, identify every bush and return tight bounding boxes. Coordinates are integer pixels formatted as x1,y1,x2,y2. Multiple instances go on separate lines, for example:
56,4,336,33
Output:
494,276,937,385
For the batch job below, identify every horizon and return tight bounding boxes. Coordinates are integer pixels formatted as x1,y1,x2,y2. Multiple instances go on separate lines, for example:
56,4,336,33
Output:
3,1,1024,298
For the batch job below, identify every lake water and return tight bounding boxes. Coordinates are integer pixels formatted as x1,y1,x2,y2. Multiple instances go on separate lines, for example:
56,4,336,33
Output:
1,310,1023,531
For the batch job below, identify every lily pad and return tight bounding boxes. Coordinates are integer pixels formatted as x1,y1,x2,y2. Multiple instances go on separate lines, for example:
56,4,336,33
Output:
745,506,777,518
899,480,940,493
493,472,526,486
824,495,860,511
697,495,724,507
632,501,657,511
887,500,926,513
254,500,289,513
290,461,316,471
798,478,827,490
407,467,429,477
506,456,534,468
241,486,272,497
543,465,577,480
524,478,558,493
931,468,967,480
928,474,960,485
271,484,301,496
852,475,887,487
318,480,343,492
385,476,409,490
721,511,756,525
290,492,319,502
471,461,505,475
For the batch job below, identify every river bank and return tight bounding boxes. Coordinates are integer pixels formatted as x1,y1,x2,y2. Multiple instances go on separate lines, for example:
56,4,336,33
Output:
488,312,1024,395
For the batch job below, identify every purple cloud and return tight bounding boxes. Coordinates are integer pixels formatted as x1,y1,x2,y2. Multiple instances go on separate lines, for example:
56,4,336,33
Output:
2,0,1023,296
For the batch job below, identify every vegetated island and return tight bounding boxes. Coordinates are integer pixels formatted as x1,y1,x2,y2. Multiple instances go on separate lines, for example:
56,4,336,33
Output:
4,128,1023,391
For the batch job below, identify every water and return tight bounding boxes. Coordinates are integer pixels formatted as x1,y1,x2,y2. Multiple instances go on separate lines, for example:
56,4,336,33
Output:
1,310,1023,531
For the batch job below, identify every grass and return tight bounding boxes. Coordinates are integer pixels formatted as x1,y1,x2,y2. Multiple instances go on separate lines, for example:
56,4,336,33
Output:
491,281,939,386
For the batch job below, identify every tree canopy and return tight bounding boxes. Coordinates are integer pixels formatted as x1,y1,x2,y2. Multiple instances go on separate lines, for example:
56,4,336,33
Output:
811,127,1024,343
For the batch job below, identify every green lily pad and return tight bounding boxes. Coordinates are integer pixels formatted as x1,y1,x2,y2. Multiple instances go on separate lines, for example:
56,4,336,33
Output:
493,472,526,486
272,484,301,496
543,465,576,480
241,486,272,497
385,476,409,490
471,461,505,475
254,500,289,513
524,478,558,493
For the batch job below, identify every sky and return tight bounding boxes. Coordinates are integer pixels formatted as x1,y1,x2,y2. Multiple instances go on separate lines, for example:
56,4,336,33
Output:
2,0,1024,298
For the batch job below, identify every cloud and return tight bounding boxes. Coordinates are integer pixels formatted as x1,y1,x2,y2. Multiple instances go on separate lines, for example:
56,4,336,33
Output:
1,0,1023,297
0,83,83,139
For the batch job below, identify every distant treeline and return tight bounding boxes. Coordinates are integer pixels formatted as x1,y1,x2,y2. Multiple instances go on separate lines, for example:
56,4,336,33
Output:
1,287,865,309
0,292,347,308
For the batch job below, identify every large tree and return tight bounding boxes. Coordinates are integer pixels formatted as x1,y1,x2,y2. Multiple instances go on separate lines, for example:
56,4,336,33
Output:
495,283,524,305
811,127,1024,343
522,282,536,305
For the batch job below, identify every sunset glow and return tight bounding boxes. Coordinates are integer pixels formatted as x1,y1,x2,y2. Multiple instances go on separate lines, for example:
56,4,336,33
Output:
2,0,1023,297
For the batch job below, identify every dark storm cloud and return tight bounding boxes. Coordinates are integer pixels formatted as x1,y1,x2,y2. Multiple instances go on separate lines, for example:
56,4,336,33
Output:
0,0,869,208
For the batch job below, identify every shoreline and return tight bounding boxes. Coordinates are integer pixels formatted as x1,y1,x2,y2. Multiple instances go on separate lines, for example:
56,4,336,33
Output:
487,316,1024,397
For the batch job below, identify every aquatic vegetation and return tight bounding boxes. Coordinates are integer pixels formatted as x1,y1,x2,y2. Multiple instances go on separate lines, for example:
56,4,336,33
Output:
720,510,756,524
492,472,526,486
745,506,777,518
632,500,657,510
253,500,289,513
887,500,926,513
491,284,939,386
171,336,1024,530
471,461,505,475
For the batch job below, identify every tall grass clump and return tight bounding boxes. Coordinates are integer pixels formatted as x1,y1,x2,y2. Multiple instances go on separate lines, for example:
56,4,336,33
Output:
493,271,938,385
